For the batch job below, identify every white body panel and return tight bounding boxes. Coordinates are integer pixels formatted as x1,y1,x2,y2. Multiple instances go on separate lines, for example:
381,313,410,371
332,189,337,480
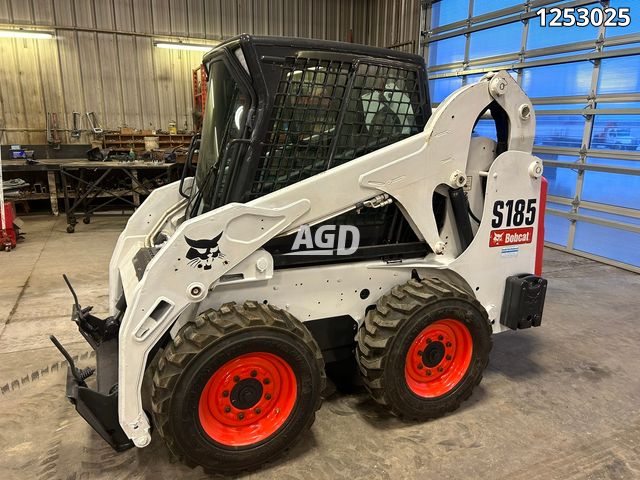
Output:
109,72,542,447
202,150,540,332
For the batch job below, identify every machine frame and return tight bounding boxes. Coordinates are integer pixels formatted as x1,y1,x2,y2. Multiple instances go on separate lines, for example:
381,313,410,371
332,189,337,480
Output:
54,35,547,456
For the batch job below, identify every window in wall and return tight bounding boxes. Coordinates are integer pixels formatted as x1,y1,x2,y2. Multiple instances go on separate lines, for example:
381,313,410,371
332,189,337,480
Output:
591,114,640,150
431,0,468,28
527,6,599,50
534,115,585,148
469,22,522,59
429,77,462,103
536,156,580,199
574,221,640,266
606,1,640,37
521,62,593,98
598,56,640,94
472,118,497,141
426,0,640,271
544,202,572,246
473,0,522,17
428,35,466,66
582,159,640,210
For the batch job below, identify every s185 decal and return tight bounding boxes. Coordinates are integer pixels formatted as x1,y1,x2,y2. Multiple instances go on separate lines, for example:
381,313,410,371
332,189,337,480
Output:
489,198,537,249
491,198,537,228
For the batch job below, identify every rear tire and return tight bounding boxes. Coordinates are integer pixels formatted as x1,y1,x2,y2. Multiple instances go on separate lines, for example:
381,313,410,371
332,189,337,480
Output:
151,301,325,475
357,278,492,420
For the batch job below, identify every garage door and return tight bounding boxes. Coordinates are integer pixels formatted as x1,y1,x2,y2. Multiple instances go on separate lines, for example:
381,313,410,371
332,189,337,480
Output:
421,0,640,272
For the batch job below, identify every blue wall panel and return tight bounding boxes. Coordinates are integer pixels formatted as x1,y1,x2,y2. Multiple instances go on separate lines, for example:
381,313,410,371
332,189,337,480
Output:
431,0,468,28
521,62,593,98
473,0,521,16
469,22,521,59
598,57,640,94
429,35,466,66
426,0,640,268
574,222,640,266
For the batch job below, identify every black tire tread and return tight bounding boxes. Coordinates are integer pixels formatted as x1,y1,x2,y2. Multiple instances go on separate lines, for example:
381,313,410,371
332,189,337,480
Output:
150,300,325,472
357,277,492,419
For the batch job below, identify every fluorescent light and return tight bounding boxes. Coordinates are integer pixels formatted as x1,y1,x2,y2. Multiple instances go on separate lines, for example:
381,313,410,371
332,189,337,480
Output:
0,29,54,39
154,41,213,52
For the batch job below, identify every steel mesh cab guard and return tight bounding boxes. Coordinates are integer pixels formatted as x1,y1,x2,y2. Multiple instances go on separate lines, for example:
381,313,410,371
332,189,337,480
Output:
192,35,430,207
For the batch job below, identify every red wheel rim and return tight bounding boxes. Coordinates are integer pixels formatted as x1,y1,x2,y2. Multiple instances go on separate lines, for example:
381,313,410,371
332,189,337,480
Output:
198,352,297,446
404,319,473,398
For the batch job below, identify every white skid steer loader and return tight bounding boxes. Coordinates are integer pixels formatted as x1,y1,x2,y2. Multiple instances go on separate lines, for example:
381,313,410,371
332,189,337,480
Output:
52,35,548,475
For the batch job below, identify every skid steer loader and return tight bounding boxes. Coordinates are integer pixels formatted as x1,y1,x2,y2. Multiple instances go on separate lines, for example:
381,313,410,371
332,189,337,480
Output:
52,35,548,474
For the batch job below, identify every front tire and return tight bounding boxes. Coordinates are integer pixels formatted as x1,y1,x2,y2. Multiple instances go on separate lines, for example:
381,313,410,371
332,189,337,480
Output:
151,301,325,475
357,278,492,420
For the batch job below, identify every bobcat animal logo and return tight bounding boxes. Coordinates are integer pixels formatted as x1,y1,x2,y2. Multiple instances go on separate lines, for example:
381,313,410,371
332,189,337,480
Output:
185,232,224,270
492,232,504,244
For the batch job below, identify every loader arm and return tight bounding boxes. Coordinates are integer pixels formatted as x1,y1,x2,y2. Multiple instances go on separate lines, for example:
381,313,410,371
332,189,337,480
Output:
116,71,539,446
108,178,193,317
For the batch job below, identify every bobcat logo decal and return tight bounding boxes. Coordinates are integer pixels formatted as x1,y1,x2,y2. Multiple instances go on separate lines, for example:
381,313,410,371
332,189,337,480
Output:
185,232,224,270
492,232,504,244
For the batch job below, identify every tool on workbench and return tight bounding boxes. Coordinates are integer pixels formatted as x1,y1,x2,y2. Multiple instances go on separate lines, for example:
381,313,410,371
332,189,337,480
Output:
86,146,105,161
86,112,104,135
9,145,36,163
71,112,82,139
10,145,25,159
46,112,62,149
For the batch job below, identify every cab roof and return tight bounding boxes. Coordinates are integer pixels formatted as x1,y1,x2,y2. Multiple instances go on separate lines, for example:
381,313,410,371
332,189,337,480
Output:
203,33,425,67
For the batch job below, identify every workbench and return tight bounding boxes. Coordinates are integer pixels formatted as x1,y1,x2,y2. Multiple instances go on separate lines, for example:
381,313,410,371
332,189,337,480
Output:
59,160,179,233
1,159,62,215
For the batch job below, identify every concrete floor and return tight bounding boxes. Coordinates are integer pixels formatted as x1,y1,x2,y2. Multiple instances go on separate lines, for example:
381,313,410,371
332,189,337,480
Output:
1,215,639,480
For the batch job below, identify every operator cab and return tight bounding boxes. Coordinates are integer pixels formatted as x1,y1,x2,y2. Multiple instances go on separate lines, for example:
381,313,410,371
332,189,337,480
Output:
185,34,439,267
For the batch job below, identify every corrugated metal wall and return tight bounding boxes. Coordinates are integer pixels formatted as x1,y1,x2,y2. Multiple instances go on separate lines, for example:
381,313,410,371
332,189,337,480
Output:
367,0,420,52
0,0,420,145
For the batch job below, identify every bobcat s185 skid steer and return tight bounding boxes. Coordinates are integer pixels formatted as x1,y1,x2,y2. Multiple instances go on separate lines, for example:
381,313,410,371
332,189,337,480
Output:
52,35,548,474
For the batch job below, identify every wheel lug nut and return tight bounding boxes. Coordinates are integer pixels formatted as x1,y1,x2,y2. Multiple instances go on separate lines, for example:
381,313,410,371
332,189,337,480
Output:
426,370,432,376
438,367,443,372
238,413,245,420
446,341,452,347
250,370,257,377
222,390,229,397
426,338,432,344
224,406,231,413
438,335,444,341
233,375,240,382
417,363,423,369
417,350,422,356
265,393,272,400
446,355,452,361
263,378,270,385
255,408,261,414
